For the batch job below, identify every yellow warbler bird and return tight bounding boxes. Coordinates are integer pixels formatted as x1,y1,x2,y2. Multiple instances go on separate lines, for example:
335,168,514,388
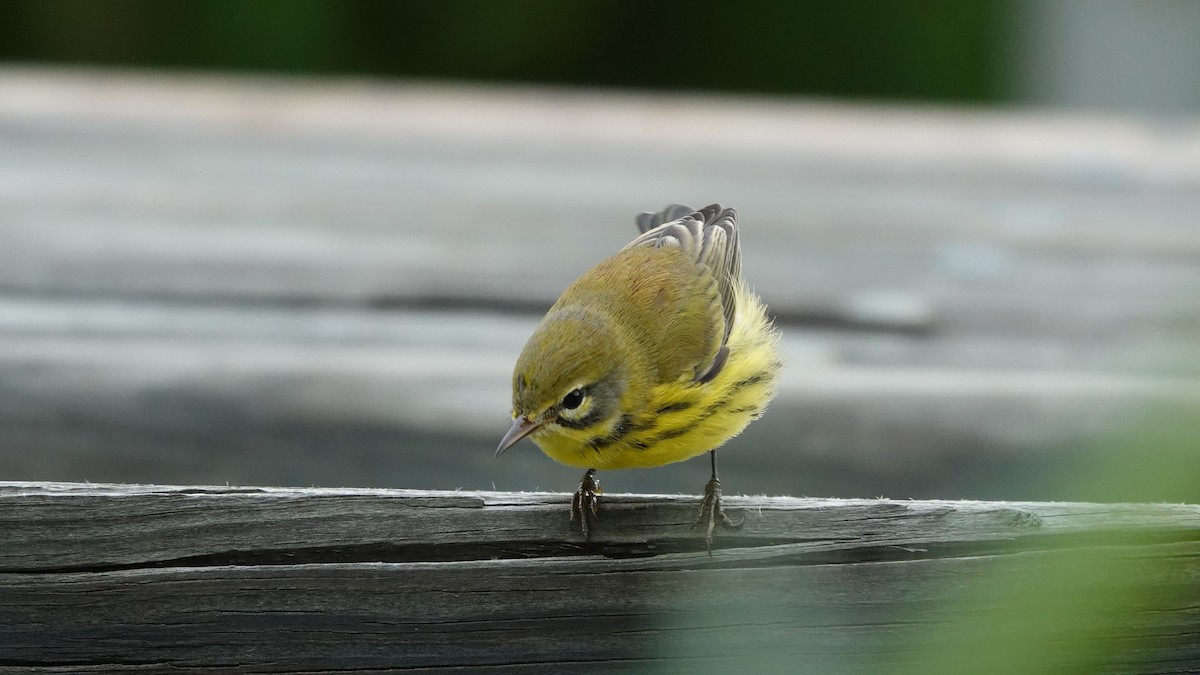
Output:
496,204,782,545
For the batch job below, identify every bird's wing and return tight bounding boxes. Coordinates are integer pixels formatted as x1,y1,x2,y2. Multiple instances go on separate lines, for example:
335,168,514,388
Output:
628,203,741,347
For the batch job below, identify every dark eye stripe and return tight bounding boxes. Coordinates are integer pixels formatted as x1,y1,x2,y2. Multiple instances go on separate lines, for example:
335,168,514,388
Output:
556,406,605,430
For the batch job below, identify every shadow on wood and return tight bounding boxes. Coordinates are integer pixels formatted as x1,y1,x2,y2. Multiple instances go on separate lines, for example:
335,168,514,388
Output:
1,482,1198,673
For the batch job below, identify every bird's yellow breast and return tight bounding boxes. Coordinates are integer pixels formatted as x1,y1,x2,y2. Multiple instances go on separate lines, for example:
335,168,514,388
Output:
531,278,781,470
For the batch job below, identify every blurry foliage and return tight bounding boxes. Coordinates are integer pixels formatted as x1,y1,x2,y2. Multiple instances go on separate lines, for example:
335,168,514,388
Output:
906,402,1200,673
905,544,1190,674
0,0,1012,103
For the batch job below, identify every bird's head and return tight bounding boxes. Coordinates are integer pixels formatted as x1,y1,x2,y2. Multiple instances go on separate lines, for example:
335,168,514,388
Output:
496,308,631,455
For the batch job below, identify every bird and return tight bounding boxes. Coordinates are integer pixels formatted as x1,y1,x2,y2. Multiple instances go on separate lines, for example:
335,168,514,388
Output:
496,204,782,546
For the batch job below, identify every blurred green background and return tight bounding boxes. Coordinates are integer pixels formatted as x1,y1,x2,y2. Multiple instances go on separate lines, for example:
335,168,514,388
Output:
6,0,1199,112
0,0,1010,103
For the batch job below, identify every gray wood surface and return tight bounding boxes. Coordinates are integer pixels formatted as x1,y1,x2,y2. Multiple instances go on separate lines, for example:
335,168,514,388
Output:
1,482,1198,673
1,67,1199,502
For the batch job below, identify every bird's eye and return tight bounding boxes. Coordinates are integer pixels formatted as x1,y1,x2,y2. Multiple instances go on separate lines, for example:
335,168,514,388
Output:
561,388,585,410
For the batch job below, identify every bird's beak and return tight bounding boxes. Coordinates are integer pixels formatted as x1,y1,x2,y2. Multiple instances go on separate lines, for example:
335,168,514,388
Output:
496,416,543,456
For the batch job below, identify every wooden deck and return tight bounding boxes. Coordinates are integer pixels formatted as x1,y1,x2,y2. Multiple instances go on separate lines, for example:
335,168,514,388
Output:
0,66,1198,502
2,482,1198,672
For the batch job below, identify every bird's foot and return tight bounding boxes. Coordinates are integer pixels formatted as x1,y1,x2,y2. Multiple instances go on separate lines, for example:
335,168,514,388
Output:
570,469,601,539
693,476,743,548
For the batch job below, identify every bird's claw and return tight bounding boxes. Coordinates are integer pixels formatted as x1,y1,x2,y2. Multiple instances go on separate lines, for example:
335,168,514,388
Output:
571,469,601,539
693,476,743,548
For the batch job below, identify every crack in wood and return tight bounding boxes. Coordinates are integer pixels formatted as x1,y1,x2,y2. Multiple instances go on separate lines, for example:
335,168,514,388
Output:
5,528,1194,576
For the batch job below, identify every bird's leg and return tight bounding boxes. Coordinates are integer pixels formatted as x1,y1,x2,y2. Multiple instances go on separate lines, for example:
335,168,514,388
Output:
693,450,743,548
570,468,601,539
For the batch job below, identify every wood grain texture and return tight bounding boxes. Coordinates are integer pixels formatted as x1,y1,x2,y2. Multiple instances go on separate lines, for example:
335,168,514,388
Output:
1,482,1198,673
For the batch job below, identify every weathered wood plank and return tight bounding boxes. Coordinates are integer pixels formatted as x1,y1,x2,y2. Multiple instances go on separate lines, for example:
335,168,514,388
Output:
2,67,1199,336
3,549,1197,673
1,483,1198,673
0,482,1197,570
